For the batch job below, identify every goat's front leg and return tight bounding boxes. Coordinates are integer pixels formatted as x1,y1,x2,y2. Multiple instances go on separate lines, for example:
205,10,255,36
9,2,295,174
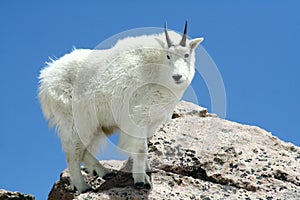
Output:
119,132,151,189
131,146,151,189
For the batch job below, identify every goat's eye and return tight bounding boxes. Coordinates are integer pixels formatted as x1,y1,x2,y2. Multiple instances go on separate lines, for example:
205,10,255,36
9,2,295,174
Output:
167,55,171,60
184,53,189,58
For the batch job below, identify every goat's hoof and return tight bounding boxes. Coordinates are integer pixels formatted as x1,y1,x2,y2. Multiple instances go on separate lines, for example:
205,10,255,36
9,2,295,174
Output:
144,183,151,190
134,182,144,189
73,185,93,193
92,170,98,176
82,187,94,193
102,172,116,180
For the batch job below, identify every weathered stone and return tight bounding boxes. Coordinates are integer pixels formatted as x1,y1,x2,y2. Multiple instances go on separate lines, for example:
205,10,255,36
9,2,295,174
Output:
0,189,34,200
48,101,300,200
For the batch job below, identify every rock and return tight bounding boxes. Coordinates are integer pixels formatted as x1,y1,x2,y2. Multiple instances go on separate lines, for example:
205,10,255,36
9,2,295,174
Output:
48,101,300,200
0,189,34,200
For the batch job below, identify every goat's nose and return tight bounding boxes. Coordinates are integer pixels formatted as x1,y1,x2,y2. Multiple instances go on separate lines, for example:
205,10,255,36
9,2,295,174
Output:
172,74,182,82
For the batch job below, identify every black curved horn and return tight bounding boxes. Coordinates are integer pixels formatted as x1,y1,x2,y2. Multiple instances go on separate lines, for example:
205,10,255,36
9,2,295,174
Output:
164,22,173,48
179,20,188,47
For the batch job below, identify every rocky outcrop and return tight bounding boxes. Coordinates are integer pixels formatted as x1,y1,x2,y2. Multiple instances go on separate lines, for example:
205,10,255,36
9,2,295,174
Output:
48,101,300,200
0,190,34,200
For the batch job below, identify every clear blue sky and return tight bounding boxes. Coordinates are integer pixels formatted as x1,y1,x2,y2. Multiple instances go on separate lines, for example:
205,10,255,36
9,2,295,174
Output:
0,1,299,199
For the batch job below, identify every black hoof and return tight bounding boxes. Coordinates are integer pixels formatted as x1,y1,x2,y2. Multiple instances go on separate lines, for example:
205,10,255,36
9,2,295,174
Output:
93,170,98,176
72,186,93,193
134,182,144,189
102,172,116,180
144,183,151,189
82,187,93,193
71,187,77,193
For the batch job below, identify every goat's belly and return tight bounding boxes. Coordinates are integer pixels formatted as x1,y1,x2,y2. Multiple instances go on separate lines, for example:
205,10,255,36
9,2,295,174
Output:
95,103,118,131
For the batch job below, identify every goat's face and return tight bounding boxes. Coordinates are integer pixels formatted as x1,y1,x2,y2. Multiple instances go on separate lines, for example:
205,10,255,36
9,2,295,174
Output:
161,21,203,91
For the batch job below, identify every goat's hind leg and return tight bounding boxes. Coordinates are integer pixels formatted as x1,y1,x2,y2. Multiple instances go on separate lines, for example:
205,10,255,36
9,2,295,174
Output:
65,146,92,193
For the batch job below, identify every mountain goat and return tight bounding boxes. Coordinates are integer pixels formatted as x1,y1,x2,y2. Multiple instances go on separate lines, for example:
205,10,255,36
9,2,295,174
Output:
38,21,203,193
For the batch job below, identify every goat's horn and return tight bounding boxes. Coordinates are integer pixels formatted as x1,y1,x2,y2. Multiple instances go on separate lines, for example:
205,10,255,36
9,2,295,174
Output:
164,22,173,48
179,20,188,47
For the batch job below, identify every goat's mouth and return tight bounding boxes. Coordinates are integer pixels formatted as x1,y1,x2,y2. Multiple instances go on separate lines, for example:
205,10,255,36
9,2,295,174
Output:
174,80,184,84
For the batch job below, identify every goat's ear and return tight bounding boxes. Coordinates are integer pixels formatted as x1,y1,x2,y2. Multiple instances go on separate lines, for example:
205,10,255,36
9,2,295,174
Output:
155,38,166,48
189,37,204,49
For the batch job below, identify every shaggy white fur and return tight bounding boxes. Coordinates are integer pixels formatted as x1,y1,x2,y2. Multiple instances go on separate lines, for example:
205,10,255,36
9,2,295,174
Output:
39,25,203,193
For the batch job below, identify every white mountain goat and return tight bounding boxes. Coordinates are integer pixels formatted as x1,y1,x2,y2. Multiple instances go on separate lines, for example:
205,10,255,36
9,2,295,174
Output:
38,21,203,193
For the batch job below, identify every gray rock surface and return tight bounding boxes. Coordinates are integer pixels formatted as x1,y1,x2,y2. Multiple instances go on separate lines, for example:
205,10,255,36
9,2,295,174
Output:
0,189,34,200
48,101,300,200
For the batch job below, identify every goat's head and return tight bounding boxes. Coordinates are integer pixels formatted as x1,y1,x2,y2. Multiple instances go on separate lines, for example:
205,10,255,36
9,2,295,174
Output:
161,21,203,90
